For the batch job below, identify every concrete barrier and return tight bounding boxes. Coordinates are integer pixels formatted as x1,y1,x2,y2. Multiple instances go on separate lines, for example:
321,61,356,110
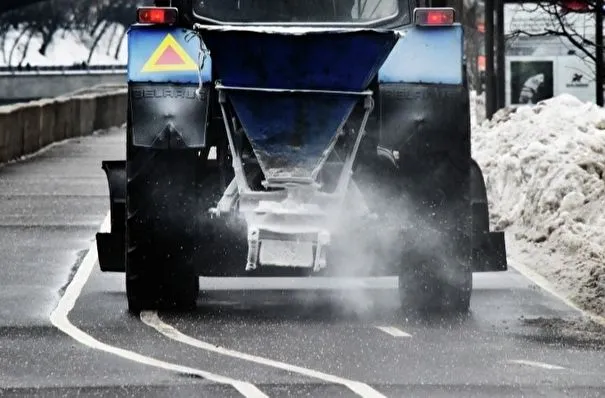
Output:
0,70,127,102
0,87,127,164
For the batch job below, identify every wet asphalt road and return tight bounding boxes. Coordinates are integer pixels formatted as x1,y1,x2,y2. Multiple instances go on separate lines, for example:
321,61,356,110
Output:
1,128,605,397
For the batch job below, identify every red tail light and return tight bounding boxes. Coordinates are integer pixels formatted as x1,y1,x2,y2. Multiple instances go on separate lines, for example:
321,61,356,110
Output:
137,7,178,25
414,8,455,26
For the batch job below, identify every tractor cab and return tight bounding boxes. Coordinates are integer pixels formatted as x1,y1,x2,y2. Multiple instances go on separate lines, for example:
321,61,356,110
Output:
192,0,404,25
150,0,420,28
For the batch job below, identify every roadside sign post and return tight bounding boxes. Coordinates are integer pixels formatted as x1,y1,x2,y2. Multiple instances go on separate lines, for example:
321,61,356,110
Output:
596,0,603,106
485,0,497,117
496,0,506,110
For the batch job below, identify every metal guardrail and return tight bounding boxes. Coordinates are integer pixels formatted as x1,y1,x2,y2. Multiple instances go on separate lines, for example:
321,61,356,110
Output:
0,64,127,75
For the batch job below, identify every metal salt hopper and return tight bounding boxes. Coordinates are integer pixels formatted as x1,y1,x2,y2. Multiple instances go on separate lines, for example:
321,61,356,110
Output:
196,25,399,272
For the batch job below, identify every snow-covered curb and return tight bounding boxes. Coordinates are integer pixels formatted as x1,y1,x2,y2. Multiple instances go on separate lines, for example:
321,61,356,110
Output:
471,93,605,318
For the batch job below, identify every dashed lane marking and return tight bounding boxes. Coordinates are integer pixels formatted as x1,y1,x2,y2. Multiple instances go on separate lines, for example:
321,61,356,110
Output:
375,326,412,338
507,359,567,370
141,311,388,398
50,213,267,398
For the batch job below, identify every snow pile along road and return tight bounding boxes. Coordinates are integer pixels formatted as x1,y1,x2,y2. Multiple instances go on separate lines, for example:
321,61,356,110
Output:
472,94,605,316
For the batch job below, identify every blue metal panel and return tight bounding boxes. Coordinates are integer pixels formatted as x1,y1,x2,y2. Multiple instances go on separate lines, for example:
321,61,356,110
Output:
378,25,463,85
197,27,399,91
127,25,211,84
197,27,399,178
229,90,358,179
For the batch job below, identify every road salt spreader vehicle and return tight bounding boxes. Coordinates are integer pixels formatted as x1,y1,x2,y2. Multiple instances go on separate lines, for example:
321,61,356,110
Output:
96,0,507,314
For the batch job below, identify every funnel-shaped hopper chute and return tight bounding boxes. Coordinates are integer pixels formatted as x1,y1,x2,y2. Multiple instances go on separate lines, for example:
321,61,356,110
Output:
227,89,360,181
197,26,399,182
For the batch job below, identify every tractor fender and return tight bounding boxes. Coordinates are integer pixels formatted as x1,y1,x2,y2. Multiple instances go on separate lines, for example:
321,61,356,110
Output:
470,157,489,232
96,160,126,273
470,158,507,272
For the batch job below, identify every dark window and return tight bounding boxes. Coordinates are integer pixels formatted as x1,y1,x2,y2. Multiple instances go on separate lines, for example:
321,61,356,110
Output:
193,0,406,24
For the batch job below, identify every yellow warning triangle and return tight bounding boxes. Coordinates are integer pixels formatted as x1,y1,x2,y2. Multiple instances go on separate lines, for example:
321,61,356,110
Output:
141,34,198,73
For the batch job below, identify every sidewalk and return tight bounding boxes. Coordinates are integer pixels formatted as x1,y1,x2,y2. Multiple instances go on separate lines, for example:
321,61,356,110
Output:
0,127,124,326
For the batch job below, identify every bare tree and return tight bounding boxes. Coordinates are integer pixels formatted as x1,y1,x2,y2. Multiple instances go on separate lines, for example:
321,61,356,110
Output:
86,0,140,62
0,0,143,65
28,0,75,56
507,1,600,76
463,0,483,90
1,0,50,14
0,0,75,66
0,7,32,65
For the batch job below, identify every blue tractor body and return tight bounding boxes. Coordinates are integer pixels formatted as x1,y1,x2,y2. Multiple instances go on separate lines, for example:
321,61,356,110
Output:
126,23,465,85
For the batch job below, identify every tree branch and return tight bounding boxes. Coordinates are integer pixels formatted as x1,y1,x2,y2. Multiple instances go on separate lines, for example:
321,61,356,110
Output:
553,5,597,61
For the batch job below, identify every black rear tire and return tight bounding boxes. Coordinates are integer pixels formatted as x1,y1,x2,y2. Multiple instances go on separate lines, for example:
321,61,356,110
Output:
354,152,473,315
400,252,472,314
125,149,201,314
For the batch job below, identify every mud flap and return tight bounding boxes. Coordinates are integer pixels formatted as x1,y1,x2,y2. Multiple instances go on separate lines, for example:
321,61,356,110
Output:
96,160,126,272
96,232,125,272
471,202,507,272
470,159,507,272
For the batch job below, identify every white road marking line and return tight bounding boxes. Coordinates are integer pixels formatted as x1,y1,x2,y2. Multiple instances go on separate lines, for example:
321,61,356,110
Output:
375,326,412,338
141,311,387,398
507,359,567,370
509,259,605,327
199,276,397,290
50,213,267,398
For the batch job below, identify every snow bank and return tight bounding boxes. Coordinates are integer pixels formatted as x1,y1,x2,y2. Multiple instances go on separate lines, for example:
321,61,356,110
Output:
0,24,127,67
472,94,605,316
